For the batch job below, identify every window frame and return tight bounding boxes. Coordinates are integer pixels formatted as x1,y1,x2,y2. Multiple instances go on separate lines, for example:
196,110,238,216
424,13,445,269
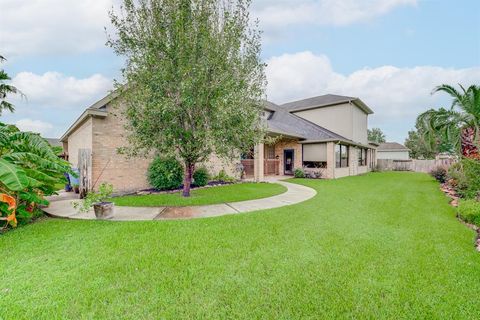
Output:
335,144,349,168
358,148,367,166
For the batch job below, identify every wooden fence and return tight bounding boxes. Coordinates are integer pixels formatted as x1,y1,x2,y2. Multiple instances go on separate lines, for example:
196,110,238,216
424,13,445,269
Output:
377,158,455,173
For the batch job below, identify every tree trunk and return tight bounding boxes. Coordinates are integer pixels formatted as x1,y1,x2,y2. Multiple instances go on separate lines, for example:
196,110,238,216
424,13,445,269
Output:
461,127,478,158
182,162,195,197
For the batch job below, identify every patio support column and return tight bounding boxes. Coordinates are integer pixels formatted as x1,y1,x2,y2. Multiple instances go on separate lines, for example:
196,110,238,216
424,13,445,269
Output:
254,142,264,182
326,142,335,179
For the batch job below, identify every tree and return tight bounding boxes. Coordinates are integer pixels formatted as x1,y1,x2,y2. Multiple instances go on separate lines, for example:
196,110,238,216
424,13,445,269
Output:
0,55,23,115
404,119,454,159
368,127,386,143
417,84,480,158
108,0,266,196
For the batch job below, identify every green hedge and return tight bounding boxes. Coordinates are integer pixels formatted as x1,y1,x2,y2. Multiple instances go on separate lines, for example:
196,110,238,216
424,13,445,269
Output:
448,158,480,199
294,168,305,178
193,167,209,187
457,199,480,226
147,157,183,190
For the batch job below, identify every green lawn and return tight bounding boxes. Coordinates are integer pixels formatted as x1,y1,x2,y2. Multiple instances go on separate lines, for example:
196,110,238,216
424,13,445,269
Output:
109,182,288,206
1,172,480,319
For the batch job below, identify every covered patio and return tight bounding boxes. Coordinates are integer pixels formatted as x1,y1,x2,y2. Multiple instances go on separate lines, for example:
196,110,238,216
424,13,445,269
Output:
241,138,378,181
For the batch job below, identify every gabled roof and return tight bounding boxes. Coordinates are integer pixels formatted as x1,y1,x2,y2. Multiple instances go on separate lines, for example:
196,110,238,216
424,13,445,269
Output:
280,94,374,114
61,91,374,149
377,142,410,152
60,91,118,142
45,138,62,147
60,108,107,142
265,101,352,143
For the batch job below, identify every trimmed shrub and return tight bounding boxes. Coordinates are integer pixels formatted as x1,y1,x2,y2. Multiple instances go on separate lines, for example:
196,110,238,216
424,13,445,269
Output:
193,167,209,187
213,169,235,183
294,168,305,178
448,158,480,199
429,166,447,183
147,157,183,190
457,199,480,226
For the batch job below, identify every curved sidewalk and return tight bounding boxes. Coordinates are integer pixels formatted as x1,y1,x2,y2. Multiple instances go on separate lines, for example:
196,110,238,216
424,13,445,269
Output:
43,181,316,221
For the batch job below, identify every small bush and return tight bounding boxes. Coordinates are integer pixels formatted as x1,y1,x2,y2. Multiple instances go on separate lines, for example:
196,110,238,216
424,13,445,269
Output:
193,167,209,187
147,157,183,190
213,169,235,183
294,168,305,178
73,183,114,213
457,199,480,226
429,166,447,183
448,158,480,199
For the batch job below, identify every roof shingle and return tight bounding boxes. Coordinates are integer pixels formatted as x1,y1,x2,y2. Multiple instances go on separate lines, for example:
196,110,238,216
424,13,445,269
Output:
280,94,373,114
377,142,410,151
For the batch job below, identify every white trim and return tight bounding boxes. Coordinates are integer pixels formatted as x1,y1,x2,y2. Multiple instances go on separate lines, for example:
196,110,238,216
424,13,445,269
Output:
60,108,107,142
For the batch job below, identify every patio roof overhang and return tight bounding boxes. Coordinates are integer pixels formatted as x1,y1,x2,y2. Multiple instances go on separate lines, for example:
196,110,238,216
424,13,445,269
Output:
299,139,376,149
265,128,304,140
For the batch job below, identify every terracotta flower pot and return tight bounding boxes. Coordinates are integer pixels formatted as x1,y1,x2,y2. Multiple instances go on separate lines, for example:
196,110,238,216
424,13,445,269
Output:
93,202,114,219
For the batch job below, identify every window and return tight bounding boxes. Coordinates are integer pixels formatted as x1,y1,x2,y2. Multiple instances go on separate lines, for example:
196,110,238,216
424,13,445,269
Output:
303,161,327,168
358,148,367,166
335,144,349,168
261,110,273,120
265,145,275,159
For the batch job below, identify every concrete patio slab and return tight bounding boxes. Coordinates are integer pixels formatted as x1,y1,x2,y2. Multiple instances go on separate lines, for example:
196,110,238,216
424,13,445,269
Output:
43,180,316,221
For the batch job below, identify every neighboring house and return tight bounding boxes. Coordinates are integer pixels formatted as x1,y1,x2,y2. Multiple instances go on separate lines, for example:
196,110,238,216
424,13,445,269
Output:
377,142,410,160
44,137,66,158
44,138,62,148
61,93,378,192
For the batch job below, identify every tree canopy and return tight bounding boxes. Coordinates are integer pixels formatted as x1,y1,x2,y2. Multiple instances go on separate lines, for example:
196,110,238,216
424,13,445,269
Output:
417,84,480,158
404,117,455,159
108,0,266,196
368,127,386,143
0,55,23,115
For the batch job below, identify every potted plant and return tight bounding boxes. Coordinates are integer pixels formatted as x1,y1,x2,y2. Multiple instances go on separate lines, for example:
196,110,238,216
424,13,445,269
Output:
72,183,80,194
73,183,114,219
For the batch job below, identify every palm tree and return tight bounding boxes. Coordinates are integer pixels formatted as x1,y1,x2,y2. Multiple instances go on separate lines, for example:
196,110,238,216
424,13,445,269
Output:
0,55,24,115
417,84,480,158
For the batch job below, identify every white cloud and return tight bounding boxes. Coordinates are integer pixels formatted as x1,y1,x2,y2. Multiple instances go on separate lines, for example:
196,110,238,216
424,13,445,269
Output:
0,0,116,57
266,51,480,142
254,0,417,30
15,119,54,136
0,0,417,57
2,71,113,138
11,72,112,109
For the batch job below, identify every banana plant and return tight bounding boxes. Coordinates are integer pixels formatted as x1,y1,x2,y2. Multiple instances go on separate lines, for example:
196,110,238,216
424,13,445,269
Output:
0,158,28,191
0,122,73,228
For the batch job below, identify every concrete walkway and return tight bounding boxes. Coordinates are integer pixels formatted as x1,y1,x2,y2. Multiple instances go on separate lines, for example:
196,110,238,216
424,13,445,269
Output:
43,181,316,221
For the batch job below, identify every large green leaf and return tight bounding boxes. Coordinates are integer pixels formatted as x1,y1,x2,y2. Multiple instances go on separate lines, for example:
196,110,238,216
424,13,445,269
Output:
0,158,28,191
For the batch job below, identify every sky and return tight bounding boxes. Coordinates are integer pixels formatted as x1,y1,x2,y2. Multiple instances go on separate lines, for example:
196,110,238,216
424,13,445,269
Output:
1,0,479,142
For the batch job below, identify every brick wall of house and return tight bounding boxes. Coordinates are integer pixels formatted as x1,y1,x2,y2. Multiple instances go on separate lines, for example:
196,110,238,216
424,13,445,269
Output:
273,139,302,175
67,117,92,168
325,142,335,178
201,153,240,179
349,146,359,176
89,100,241,192
91,102,151,193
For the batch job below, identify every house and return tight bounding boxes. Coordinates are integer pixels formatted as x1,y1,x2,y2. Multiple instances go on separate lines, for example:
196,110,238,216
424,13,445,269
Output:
44,138,62,148
60,93,378,193
377,142,410,160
